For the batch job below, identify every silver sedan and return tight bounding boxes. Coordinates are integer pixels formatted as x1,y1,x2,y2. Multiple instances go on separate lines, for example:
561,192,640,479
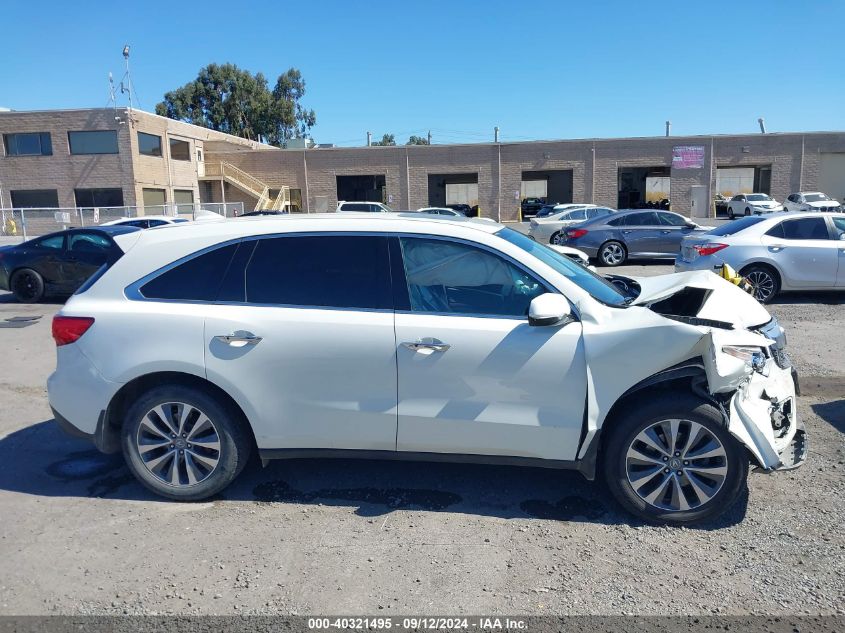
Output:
528,206,614,244
675,212,845,302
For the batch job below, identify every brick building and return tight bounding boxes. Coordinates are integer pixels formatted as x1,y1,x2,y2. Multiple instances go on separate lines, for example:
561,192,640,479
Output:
2,107,844,222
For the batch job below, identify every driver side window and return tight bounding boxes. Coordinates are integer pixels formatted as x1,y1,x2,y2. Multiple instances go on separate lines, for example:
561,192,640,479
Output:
399,237,547,317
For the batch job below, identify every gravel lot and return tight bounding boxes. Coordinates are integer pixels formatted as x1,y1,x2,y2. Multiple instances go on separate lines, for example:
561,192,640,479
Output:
0,259,842,617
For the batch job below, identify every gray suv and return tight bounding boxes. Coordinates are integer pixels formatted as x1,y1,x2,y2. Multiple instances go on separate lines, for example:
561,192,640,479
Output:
559,209,707,266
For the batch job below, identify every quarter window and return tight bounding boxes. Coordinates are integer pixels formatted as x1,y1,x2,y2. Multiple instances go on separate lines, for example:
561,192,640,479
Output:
245,235,391,309
140,243,240,301
68,130,119,154
4,132,52,156
399,237,545,317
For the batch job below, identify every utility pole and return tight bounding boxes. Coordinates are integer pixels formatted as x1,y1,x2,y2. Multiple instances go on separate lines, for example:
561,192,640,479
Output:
367,131,372,146
494,126,500,143
665,121,671,137
427,130,431,145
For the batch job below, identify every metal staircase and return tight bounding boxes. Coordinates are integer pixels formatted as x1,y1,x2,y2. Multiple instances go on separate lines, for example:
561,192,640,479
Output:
201,162,290,211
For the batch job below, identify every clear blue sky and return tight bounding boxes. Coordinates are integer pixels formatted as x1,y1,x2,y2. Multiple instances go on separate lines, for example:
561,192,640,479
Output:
2,0,842,146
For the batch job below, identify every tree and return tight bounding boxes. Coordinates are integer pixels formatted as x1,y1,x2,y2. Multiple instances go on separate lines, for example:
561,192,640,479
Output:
372,133,396,146
155,63,316,147
407,135,430,145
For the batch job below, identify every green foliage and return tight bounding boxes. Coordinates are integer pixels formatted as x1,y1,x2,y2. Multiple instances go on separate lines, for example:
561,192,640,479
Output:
407,135,430,145
155,63,316,147
372,133,396,146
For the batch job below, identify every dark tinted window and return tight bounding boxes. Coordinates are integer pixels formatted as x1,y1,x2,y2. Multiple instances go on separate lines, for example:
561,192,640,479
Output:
169,138,190,161
765,223,784,239
140,243,239,301
657,212,688,226
138,132,162,157
68,130,119,154
780,218,830,240
400,237,546,317
147,219,168,227
10,189,59,208
74,188,124,208
69,233,112,252
245,235,391,309
341,203,369,211
4,132,52,156
625,212,659,226
710,216,767,236
33,235,64,249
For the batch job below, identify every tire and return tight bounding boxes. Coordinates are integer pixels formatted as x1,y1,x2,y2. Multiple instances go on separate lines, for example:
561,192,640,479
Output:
728,207,735,220
745,207,752,217
598,240,627,266
11,268,45,303
602,393,748,525
121,384,252,501
741,264,781,304
550,231,563,245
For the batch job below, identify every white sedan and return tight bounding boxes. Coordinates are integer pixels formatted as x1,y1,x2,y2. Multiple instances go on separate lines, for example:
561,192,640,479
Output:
101,215,190,229
528,206,614,244
783,192,842,213
726,194,783,218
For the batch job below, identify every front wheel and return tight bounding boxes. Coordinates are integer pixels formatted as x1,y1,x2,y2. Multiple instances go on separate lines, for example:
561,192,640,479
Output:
121,385,252,500
603,394,748,525
728,207,735,219
745,207,752,216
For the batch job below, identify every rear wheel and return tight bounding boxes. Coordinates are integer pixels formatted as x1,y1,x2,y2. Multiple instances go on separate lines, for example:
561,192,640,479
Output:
550,231,564,245
11,268,45,302
741,264,780,303
598,241,627,266
603,393,748,525
121,385,251,500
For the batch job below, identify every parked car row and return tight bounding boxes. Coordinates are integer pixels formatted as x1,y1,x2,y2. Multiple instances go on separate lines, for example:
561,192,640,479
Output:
724,191,841,218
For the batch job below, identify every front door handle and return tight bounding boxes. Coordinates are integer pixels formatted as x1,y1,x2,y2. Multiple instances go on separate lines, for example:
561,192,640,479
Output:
622,230,633,234
402,339,450,353
769,244,787,252
214,332,262,347
660,230,672,234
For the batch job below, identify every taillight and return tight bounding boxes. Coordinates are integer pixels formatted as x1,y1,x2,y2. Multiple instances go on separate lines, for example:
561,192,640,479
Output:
693,243,729,256
52,316,95,346
566,229,588,239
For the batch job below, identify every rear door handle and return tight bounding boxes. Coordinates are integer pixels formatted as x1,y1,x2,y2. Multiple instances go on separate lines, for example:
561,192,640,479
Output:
402,340,450,353
214,332,262,347
769,244,787,252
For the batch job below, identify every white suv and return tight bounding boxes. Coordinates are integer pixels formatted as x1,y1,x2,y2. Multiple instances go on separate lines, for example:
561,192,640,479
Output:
47,214,805,524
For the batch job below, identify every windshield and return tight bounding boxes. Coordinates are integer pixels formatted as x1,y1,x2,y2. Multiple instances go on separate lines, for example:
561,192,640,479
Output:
497,228,629,307
804,193,829,202
706,215,767,236
747,194,771,201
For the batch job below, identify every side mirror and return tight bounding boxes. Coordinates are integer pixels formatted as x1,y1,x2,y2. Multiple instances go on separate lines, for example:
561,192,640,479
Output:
528,293,575,327
685,222,698,229
839,233,845,241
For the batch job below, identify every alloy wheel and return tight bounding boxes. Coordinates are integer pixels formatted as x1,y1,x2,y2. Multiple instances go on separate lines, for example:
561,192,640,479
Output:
625,419,728,512
745,270,775,302
601,243,625,265
12,271,39,301
551,232,565,245
136,402,222,487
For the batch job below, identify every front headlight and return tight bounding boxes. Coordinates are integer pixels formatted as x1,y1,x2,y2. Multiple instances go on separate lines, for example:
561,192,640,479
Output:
722,345,768,374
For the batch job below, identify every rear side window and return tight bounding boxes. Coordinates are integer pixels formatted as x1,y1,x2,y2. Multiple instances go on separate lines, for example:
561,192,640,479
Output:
780,218,830,240
245,235,391,309
709,216,766,236
657,212,687,226
140,243,239,301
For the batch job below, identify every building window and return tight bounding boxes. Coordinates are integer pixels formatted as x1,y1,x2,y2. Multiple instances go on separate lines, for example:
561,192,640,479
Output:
142,188,167,210
174,189,194,213
169,138,190,161
68,130,119,155
74,188,124,208
10,189,60,208
137,132,162,157
3,132,52,156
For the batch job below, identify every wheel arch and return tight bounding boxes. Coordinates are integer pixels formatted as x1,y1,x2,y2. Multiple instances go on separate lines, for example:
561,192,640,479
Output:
101,371,258,455
739,260,784,287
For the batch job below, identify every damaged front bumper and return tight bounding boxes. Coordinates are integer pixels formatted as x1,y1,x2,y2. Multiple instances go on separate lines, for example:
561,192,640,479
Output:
728,362,807,471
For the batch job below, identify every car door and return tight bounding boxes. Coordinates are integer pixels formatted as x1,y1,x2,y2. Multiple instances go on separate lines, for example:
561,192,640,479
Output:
830,216,845,287
619,211,661,255
393,235,587,461
762,217,838,288
21,234,65,289
203,234,399,451
655,211,695,255
64,231,119,292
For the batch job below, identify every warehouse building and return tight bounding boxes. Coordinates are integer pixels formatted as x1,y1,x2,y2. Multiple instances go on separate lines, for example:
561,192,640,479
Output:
2,107,844,222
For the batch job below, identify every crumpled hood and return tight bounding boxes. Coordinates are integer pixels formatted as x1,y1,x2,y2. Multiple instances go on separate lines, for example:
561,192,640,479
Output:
628,270,772,329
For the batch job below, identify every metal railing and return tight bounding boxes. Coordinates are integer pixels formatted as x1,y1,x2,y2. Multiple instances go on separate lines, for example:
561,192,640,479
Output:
0,202,245,242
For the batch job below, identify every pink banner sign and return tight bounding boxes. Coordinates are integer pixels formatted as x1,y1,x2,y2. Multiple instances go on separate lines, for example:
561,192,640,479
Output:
672,145,705,169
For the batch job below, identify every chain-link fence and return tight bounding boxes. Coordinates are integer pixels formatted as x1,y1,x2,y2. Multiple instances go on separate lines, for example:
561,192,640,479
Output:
0,202,245,243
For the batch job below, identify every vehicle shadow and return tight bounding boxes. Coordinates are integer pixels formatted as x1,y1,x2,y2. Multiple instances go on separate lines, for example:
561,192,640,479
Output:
0,419,748,530
810,399,845,434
